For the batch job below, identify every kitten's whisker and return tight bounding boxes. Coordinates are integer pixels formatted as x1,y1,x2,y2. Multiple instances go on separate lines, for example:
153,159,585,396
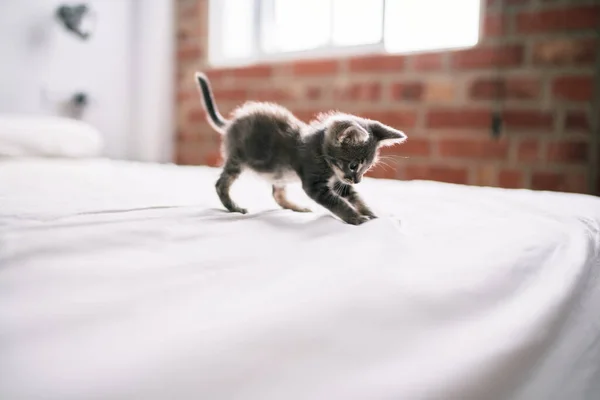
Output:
379,155,410,161
377,160,394,171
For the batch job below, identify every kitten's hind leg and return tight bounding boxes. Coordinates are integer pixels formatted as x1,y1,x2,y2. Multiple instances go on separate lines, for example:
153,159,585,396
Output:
272,185,311,213
216,161,247,214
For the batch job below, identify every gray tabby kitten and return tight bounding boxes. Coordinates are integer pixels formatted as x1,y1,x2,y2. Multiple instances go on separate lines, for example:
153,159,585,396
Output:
194,72,407,225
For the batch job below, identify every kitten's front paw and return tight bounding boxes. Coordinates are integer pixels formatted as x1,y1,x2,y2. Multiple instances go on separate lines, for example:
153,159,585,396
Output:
231,207,248,214
345,215,370,225
362,211,377,220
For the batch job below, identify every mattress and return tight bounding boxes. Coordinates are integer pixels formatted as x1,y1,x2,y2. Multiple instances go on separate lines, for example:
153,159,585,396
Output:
1,158,599,400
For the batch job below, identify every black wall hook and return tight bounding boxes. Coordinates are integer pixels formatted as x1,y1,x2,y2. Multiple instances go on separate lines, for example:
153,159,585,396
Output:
56,4,94,40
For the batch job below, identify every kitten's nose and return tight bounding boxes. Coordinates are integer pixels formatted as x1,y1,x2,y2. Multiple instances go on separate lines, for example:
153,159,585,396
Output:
353,175,361,183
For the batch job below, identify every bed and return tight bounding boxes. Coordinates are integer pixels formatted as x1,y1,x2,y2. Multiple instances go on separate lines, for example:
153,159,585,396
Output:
1,153,600,399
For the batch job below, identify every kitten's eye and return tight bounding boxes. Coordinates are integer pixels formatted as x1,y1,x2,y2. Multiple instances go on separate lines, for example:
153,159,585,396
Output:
349,161,359,171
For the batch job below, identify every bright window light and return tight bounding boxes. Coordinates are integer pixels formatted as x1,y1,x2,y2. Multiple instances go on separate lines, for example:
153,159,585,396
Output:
384,0,481,53
209,0,482,66
272,0,331,52
220,0,255,59
332,0,384,46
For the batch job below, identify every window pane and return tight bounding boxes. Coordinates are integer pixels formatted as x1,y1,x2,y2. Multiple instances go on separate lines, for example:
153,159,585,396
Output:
332,0,383,46
384,0,481,53
221,0,255,59
272,0,331,52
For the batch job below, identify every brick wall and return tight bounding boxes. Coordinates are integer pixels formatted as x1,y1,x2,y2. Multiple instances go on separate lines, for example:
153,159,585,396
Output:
175,0,599,194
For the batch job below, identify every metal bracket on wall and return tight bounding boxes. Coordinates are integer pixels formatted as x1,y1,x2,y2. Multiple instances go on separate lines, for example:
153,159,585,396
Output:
490,0,507,141
55,3,95,40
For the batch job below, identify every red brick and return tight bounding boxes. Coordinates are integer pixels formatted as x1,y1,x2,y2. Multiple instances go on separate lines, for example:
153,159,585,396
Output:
177,23,203,41
202,151,223,167
177,128,203,142
188,108,206,123
348,55,405,73
231,65,273,79
532,37,598,65
177,43,202,61
177,89,196,102
475,164,498,186
426,109,491,129
484,14,505,37
565,111,590,132
439,139,509,159
404,165,469,184
469,77,541,100
177,0,201,20
411,53,443,71
487,0,530,6
382,138,431,157
251,88,293,102
205,69,229,82
305,86,322,100
498,170,524,188
293,60,339,76
293,110,322,122
218,104,236,120
334,82,381,101
361,110,418,129
532,171,587,193
213,88,248,101
451,45,523,69
531,171,561,191
516,6,600,34
552,75,594,102
546,140,589,163
517,140,541,162
176,69,185,83
176,142,203,165
177,124,215,141
202,65,273,81
424,81,456,102
391,82,424,101
564,173,588,193
502,110,554,130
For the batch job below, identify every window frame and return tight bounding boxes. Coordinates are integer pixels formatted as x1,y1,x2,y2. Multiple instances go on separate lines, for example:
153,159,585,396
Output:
208,0,483,68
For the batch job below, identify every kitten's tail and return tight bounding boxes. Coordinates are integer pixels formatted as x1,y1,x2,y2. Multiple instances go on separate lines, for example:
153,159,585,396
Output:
194,72,228,134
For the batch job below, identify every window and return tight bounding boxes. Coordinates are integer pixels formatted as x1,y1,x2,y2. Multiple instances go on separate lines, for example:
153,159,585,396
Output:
209,0,482,67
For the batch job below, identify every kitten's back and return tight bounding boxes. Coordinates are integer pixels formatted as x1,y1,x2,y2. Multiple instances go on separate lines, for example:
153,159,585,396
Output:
231,101,295,122
224,102,305,173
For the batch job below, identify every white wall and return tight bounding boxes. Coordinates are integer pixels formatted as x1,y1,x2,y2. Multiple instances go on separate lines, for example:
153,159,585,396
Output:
0,0,174,162
131,0,175,163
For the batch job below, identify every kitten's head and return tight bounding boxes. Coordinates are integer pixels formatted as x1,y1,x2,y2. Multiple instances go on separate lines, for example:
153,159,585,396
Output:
320,113,407,184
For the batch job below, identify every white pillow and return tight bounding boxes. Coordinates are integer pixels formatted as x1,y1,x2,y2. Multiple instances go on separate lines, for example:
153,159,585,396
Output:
0,114,104,158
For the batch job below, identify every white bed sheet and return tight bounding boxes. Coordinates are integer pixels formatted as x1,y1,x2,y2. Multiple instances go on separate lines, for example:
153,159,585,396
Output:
1,158,599,400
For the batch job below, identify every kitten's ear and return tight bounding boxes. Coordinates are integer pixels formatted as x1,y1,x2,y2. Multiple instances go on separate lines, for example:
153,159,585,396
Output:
370,122,407,147
334,123,369,145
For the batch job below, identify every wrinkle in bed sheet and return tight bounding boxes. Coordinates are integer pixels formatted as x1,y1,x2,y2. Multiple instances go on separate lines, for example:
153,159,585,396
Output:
0,159,599,400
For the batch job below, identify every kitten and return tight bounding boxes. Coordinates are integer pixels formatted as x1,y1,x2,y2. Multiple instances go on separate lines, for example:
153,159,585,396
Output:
194,72,407,225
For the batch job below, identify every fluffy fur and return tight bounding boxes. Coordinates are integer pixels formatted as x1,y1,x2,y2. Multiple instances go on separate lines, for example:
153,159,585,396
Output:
194,72,407,225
